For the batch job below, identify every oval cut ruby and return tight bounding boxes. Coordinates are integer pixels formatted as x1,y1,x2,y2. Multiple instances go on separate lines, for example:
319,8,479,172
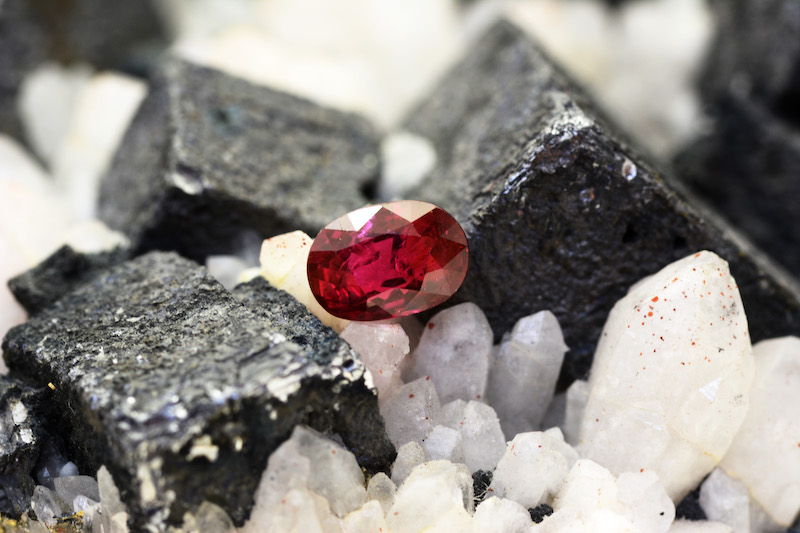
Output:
307,201,469,321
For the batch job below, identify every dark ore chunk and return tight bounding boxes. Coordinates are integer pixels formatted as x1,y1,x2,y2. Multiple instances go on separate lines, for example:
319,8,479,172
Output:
675,93,800,274
529,503,554,524
231,276,395,468
702,0,800,125
99,57,380,262
8,245,131,315
404,20,800,386
2,252,393,530
674,486,706,521
471,469,492,506
0,376,49,518
0,0,165,140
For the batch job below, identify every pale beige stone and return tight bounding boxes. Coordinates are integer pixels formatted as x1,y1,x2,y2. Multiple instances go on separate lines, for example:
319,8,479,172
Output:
580,251,754,501
259,231,349,332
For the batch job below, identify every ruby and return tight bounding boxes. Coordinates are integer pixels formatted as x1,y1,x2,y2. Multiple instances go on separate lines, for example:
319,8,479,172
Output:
307,201,469,321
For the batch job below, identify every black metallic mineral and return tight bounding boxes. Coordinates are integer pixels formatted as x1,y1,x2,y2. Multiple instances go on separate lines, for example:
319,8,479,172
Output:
2,252,393,529
404,20,800,386
99,58,380,262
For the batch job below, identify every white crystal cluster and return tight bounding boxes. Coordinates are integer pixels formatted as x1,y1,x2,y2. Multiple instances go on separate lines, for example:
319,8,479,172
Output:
247,243,793,532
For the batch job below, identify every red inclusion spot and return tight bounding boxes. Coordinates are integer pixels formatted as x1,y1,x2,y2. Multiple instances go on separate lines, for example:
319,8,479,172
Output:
651,296,659,302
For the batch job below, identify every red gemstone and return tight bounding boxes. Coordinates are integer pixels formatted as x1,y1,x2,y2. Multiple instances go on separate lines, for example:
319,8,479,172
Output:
307,201,469,321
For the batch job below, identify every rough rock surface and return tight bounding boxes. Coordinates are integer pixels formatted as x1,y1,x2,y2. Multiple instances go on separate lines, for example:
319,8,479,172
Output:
0,0,165,141
676,0,800,275
404,20,800,385
675,88,800,276
0,376,49,518
8,245,130,315
701,0,800,122
99,57,380,262
2,252,393,529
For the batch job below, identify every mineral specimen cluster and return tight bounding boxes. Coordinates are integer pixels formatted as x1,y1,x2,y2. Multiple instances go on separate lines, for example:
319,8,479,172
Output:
1,1,799,533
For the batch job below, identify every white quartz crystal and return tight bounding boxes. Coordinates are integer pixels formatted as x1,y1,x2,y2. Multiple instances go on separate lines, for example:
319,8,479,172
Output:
18,62,93,165
616,470,676,533
52,72,146,221
579,251,754,501
487,310,568,436
490,429,578,509
341,323,410,397
343,499,387,533
699,468,751,533
563,379,589,446
720,336,800,529
244,425,365,530
391,441,430,486
387,461,474,533
541,391,566,433
408,302,493,404
248,487,342,533
668,520,734,533
259,231,349,332
378,131,437,200
439,400,506,473
422,425,465,464
472,496,534,533
546,459,674,533
366,472,396,514
381,377,441,448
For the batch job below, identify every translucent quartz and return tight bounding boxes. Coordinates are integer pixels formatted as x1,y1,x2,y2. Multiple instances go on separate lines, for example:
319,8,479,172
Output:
386,461,473,533
340,322,409,397
409,303,492,404
490,429,578,509
380,377,441,447
720,336,800,528
579,251,754,501
486,310,568,436
439,400,506,473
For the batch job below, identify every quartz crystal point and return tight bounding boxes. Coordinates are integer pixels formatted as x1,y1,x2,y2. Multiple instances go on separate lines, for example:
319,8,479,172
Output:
341,322,410,397
439,400,506,473
486,310,568,436
546,459,675,533
490,429,578,509
719,336,800,528
579,251,754,502
386,461,474,533
408,302,492,404
307,200,468,321
380,377,441,448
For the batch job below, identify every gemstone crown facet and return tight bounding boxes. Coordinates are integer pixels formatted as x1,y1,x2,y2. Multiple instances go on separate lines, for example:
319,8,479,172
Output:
307,201,469,321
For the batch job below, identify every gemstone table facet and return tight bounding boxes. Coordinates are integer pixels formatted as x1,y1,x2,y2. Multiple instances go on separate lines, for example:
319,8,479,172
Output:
307,201,469,321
